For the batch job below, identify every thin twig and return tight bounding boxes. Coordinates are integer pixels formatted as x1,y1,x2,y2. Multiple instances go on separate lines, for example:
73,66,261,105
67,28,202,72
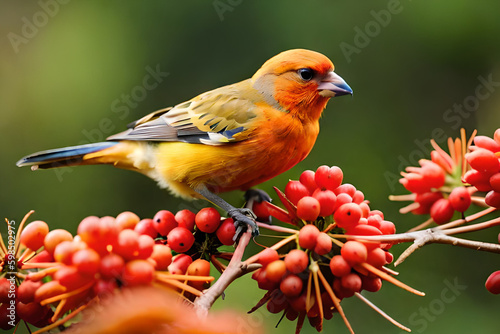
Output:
193,228,253,316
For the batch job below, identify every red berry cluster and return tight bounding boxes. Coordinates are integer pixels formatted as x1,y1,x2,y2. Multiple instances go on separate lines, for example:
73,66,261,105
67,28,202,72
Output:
152,208,236,253
249,166,397,333
3,209,223,332
464,129,500,208
397,135,474,224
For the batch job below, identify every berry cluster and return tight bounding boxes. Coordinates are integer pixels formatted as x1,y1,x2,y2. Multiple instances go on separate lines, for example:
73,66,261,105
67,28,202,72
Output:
464,129,500,208
0,208,230,332
397,135,474,224
393,129,500,297
249,166,403,333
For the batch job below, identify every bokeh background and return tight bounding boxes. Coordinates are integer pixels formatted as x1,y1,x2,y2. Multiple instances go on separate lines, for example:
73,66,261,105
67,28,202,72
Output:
1,1,499,333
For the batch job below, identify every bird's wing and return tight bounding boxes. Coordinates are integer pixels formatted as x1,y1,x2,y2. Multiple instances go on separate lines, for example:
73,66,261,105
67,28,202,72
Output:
107,80,260,145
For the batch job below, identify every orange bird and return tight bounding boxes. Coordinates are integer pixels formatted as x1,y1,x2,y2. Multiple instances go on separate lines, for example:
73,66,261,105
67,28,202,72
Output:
17,49,352,235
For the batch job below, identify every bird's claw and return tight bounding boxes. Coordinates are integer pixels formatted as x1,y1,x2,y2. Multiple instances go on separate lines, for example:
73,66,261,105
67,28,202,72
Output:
228,208,259,239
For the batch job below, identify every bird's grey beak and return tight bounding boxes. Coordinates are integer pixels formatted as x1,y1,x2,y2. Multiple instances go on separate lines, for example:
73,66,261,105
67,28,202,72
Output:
317,71,353,97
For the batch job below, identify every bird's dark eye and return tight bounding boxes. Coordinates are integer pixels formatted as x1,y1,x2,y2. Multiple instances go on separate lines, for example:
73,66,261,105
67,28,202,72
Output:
298,68,315,81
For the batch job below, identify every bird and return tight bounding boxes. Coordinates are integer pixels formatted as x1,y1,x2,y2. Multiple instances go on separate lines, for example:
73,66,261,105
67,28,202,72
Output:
16,49,352,235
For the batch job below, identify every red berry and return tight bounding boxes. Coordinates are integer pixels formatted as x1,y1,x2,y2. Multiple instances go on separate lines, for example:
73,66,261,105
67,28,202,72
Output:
466,149,500,174
341,241,368,264
299,170,318,193
187,259,212,290
361,276,382,292
352,190,365,204
175,210,196,231
314,232,332,255
78,216,119,254
114,229,140,260
495,129,500,144
135,218,158,238
312,189,337,217
44,229,73,256
265,260,287,282
280,274,303,297
72,248,100,276
195,208,221,233
315,165,343,191
485,190,500,208
359,202,370,218
20,220,49,251
150,244,172,270
0,278,13,304
334,203,362,228
168,254,192,274
379,220,396,235
296,196,321,221
152,210,177,236
167,227,194,253
430,198,454,224
115,211,140,230
485,270,500,294
334,184,356,197
329,255,351,277
464,169,492,191
53,240,85,265
420,161,446,189
257,248,279,267
333,193,353,211
284,249,309,273
54,265,93,290
490,173,500,192
474,135,500,152
18,280,42,304
285,180,310,205
413,192,443,214
341,273,362,292
137,235,155,259
252,201,270,221
93,279,118,297
448,186,472,212
122,260,155,286
100,253,125,279
366,248,387,267
216,218,236,245
347,224,382,251
16,301,48,326
298,224,320,250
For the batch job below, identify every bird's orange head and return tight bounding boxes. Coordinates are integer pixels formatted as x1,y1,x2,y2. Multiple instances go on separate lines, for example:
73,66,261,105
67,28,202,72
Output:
251,49,352,122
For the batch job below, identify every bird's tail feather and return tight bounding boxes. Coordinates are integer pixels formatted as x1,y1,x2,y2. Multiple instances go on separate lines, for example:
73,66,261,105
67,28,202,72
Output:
16,142,124,170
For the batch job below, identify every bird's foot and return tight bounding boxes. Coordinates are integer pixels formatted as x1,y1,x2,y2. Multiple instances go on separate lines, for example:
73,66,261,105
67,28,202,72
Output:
228,208,259,239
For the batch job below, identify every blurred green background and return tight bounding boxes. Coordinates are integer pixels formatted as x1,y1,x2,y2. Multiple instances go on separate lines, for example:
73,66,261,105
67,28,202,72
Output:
1,0,499,333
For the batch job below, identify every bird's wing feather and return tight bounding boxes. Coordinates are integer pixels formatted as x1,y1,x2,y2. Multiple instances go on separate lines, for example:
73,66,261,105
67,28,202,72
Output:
107,80,260,145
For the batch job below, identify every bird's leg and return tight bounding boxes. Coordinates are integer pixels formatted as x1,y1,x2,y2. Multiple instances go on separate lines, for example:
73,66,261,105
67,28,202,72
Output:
195,186,259,237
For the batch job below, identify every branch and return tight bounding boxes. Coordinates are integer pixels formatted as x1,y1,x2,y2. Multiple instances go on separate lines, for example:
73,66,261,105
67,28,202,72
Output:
193,228,258,316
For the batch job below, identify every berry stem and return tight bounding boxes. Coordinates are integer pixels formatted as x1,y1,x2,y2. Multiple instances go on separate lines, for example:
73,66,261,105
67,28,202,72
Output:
245,233,297,265
316,269,354,334
14,210,35,258
354,292,411,332
360,262,425,296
